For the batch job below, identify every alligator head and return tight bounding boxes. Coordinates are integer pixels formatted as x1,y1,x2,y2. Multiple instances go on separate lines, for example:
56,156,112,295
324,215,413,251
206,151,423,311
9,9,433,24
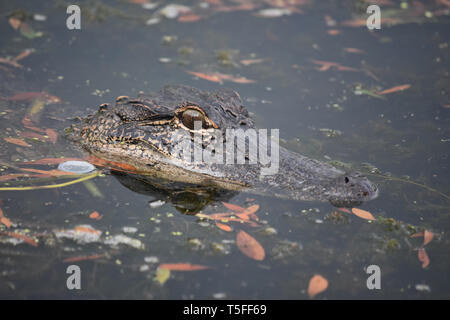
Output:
68,85,378,208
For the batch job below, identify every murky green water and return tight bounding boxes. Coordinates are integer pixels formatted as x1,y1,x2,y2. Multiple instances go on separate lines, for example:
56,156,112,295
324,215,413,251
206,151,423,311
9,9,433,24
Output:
0,0,449,299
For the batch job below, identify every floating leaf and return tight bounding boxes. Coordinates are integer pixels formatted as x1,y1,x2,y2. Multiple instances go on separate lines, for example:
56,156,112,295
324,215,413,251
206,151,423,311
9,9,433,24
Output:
158,263,210,271
178,14,203,22
240,58,264,66
186,71,223,84
13,49,33,62
410,231,424,238
74,226,101,235
155,267,171,285
308,274,328,298
423,230,434,246
351,208,375,221
216,222,233,232
1,231,38,246
2,91,46,101
0,217,12,228
45,128,58,144
236,230,265,261
418,248,430,268
87,156,137,172
344,47,365,54
4,137,32,147
63,254,104,263
243,204,259,220
337,207,352,214
222,202,246,212
20,131,48,141
89,211,103,220
377,84,411,95
9,17,22,30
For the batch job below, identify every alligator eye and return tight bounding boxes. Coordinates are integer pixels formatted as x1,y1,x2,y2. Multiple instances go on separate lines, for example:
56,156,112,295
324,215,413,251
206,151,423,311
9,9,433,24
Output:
181,109,205,130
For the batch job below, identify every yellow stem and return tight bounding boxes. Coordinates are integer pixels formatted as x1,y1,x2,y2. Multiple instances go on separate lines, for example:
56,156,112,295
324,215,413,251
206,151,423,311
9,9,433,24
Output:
0,171,100,191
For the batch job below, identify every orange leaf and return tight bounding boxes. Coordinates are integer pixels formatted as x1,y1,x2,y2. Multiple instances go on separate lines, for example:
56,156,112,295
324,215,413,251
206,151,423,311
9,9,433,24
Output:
308,274,328,298
423,230,434,246
327,29,341,35
86,156,136,172
377,84,411,95
337,207,352,214
74,226,101,235
9,17,21,30
178,14,203,22
186,71,223,84
227,76,256,84
45,128,58,144
0,217,12,228
158,263,210,271
417,248,430,268
240,59,264,66
4,137,31,147
243,204,259,221
0,208,3,217
89,211,103,220
215,222,233,232
222,202,246,213
410,231,425,238
236,230,265,261
20,131,48,141
2,231,38,246
13,49,33,62
63,254,104,263
235,213,250,221
344,47,365,54
351,208,375,221
2,91,46,101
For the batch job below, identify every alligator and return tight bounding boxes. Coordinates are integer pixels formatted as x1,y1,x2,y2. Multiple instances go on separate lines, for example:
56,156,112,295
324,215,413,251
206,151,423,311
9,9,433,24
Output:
67,85,378,208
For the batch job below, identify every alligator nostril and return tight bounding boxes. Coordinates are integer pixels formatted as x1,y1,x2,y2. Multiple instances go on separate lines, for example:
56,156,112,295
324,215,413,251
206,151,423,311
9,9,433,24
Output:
344,177,349,183
363,191,369,196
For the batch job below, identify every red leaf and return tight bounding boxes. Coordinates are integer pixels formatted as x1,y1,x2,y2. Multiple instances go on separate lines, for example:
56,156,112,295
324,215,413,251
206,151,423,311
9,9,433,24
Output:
9,17,22,30
351,208,375,221
158,263,210,271
377,84,411,95
45,128,58,144
215,222,233,232
63,254,104,263
417,248,430,268
89,211,103,220
308,274,329,298
2,231,38,246
0,217,12,228
423,230,434,246
236,230,265,261
4,137,31,147
222,202,247,213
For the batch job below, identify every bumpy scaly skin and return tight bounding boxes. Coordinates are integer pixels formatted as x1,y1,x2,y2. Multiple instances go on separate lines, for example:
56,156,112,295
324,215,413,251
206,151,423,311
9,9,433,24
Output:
68,85,378,207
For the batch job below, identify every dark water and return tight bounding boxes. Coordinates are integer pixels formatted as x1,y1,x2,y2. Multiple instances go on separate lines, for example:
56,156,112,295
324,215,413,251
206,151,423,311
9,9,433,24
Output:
0,0,449,299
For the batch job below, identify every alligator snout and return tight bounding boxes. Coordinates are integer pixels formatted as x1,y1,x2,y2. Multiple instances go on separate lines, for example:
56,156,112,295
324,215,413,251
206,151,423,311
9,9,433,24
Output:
327,172,379,208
